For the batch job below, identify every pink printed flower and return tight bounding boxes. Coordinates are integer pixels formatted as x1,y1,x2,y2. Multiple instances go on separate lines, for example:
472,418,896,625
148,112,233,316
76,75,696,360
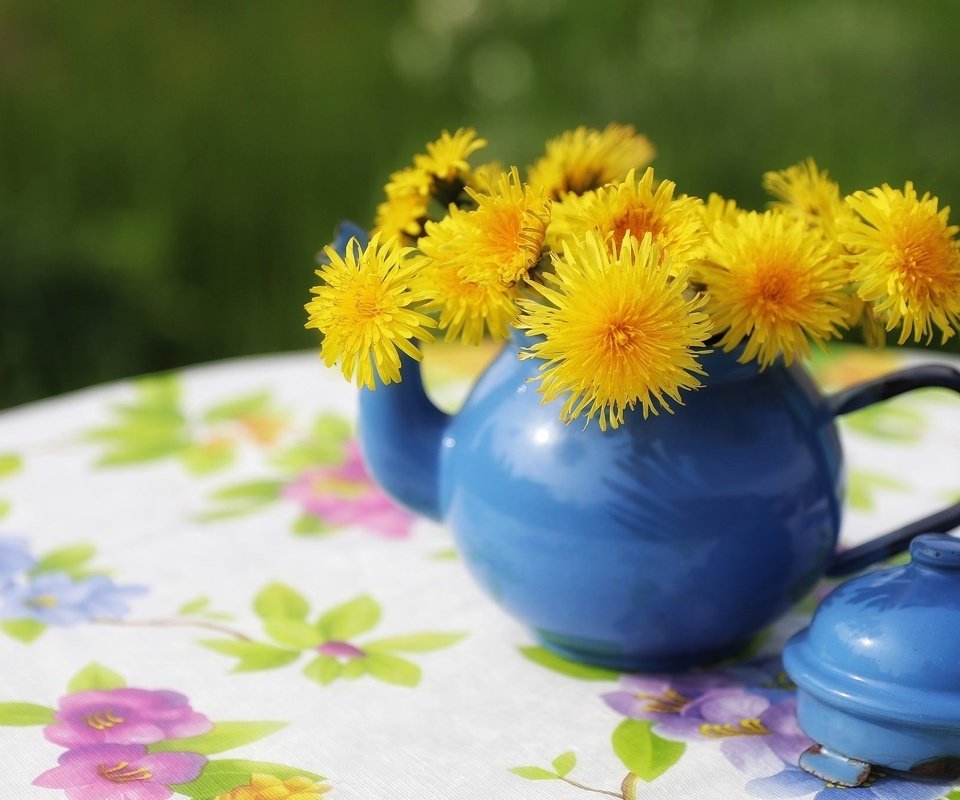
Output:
283,442,414,538
44,688,212,747
33,744,206,800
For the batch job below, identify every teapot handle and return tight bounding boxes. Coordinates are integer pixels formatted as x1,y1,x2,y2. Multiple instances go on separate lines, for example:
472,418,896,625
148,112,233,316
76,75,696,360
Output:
825,363,960,577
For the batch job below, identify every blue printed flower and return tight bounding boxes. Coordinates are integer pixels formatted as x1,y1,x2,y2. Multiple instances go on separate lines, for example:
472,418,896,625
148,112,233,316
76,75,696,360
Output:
0,572,146,625
0,537,35,584
746,763,953,800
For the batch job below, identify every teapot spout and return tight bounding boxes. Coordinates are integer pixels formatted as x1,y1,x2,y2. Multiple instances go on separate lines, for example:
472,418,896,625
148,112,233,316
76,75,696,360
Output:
357,353,449,522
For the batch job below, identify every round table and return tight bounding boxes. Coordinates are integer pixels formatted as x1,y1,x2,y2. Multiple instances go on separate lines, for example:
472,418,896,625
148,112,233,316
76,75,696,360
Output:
1,344,958,800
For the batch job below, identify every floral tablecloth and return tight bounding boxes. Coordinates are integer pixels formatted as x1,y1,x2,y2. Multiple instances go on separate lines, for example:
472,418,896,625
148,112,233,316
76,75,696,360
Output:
1,343,958,800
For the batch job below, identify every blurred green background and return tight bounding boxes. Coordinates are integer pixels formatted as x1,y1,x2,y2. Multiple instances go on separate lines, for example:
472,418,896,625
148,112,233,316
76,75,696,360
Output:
2,0,960,409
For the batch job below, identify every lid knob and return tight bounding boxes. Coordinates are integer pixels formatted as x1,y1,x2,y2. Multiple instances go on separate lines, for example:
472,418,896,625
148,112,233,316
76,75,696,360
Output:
910,533,960,570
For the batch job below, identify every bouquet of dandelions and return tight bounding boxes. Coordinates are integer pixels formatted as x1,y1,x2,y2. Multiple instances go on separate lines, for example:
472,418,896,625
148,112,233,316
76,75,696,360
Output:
305,124,960,430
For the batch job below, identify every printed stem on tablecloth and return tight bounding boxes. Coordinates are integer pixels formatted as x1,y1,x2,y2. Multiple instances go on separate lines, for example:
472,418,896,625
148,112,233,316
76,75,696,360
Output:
84,374,289,476
509,751,629,798
94,616,253,641
199,413,419,540
199,582,465,688
0,537,146,644
0,662,328,799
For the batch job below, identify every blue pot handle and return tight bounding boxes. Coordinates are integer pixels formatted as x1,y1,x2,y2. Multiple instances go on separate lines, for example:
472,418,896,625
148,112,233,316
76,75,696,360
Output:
825,362,960,577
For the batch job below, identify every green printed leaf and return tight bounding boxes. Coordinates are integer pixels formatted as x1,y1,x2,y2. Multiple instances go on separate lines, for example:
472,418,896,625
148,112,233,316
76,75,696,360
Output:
842,404,925,443
303,655,342,686
430,548,459,561
0,500,9,520
212,481,285,503
1,619,46,643
203,480,285,520
68,663,126,693
364,653,420,687
200,640,300,672
264,619,324,649
254,583,310,623
312,414,352,442
135,374,182,409
552,751,576,777
316,595,380,640
518,646,620,681
149,721,286,755
611,719,685,782
340,659,367,680
271,414,351,471
508,766,559,780
204,392,272,423
364,632,465,653
171,759,323,799
292,514,330,536
179,596,211,615
31,544,96,576
0,702,56,726
846,469,909,512
0,454,23,479
96,439,189,467
179,442,235,475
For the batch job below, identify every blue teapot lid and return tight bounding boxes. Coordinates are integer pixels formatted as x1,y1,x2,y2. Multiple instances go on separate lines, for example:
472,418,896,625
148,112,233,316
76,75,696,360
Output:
784,534,960,728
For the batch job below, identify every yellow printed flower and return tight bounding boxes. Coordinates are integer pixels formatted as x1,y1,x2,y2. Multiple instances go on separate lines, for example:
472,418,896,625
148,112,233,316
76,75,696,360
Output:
372,191,430,244
518,232,711,429
306,233,436,389
843,182,960,344
528,123,655,199
701,193,740,234
416,210,519,345
457,167,551,286
549,167,705,269
763,158,854,242
215,773,331,800
701,211,850,367
414,127,487,182
385,166,433,198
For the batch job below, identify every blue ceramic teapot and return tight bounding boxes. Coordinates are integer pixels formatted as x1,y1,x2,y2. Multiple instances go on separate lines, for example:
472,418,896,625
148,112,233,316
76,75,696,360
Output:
358,334,960,670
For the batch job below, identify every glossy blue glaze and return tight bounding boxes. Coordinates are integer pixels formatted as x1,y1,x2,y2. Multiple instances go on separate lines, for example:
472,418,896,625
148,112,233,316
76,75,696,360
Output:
356,333,960,670
785,534,960,780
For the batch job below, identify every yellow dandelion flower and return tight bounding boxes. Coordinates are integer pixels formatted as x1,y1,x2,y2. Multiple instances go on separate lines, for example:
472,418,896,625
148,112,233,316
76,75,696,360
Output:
700,211,850,367
416,209,519,345
549,167,705,269
763,158,854,243
414,127,487,182
306,233,436,389
456,167,551,286
372,191,429,244
701,192,740,234
528,123,655,199
518,232,711,430
215,773,331,800
465,161,506,196
385,166,433,198
843,182,960,344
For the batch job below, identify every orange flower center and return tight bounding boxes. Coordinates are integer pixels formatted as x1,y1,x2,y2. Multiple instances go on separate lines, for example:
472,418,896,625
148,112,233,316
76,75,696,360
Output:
97,762,152,783
85,710,125,731
892,219,959,304
310,477,368,499
636,688,689,714
612,206,660,249
699,718,770,738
